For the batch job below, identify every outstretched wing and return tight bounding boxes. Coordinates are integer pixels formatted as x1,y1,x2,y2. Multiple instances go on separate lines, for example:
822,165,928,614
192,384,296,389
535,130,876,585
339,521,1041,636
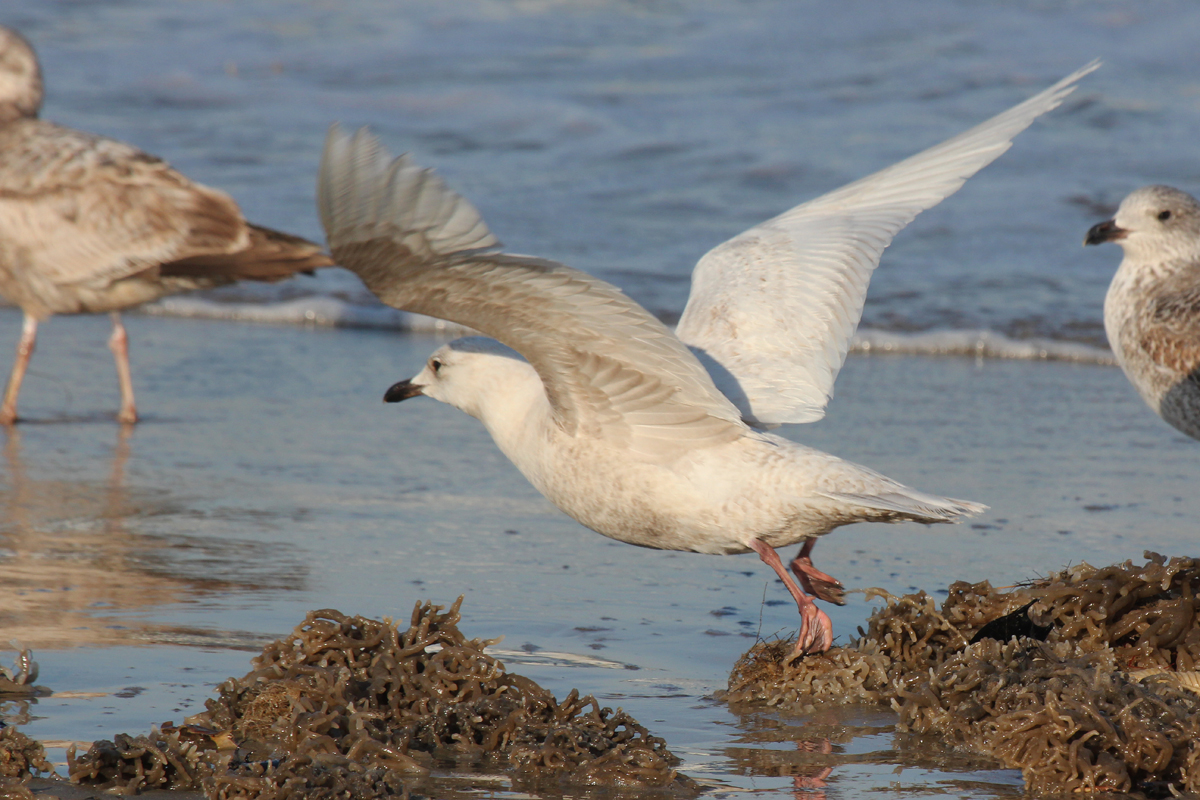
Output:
318,125,744,459
676,61,1100,426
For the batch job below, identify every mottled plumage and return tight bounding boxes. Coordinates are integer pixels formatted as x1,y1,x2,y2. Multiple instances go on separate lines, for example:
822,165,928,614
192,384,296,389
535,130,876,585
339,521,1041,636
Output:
0,26,333,423
319,62,1095,654
1086,185,1200,439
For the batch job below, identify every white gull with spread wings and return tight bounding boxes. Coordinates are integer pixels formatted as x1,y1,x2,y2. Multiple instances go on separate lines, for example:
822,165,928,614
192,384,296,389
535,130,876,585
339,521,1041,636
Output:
318,62,1097,654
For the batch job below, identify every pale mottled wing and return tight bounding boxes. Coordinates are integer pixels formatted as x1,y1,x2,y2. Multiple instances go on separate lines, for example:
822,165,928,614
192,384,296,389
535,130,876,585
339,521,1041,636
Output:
1140,279,1200,380
318,125,745,458
676,60,1100,425
0,119,248,289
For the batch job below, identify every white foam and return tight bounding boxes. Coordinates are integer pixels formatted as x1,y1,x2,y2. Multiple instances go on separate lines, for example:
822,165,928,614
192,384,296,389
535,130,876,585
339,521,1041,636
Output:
140,296,475,335
851,328,1114,365
487,648,635,670
136,296,1114,365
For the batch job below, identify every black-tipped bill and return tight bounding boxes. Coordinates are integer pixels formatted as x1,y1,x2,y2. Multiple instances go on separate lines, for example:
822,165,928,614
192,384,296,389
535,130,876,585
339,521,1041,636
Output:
383,379,424,403
1085,219,1127,246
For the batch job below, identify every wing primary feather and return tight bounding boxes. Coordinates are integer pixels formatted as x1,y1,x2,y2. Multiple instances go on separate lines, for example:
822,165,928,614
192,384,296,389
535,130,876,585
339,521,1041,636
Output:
318,125,746,460
676,61,1100,427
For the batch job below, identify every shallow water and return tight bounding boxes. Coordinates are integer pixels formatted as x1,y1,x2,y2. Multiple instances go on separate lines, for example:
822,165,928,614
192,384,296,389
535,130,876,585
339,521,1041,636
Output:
8,0,1200,348
2,1,1200,796
2,311,1197,797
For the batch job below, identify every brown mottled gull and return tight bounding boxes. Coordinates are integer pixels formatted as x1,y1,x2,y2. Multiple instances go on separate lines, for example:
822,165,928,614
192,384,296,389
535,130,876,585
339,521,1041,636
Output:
0,26,333,424
1086,185,1200,440
318,62,1097,655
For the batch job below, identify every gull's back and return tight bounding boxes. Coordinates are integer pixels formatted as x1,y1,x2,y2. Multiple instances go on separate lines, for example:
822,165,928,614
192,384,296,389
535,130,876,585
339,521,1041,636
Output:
418,337,974,555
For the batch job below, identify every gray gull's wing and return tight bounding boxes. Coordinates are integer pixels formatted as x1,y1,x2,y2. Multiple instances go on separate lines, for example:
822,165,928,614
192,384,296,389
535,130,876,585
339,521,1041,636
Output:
318,125,745,458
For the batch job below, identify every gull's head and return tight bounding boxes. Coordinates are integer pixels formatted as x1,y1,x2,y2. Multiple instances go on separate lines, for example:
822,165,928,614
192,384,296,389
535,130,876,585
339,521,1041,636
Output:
384,337,531,421
1085,185,1200,264
0,27,42,124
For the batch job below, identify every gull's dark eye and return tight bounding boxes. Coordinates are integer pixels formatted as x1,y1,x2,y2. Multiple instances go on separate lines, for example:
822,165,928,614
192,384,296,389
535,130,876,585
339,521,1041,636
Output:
430,358,443,374
1158,210,1172,221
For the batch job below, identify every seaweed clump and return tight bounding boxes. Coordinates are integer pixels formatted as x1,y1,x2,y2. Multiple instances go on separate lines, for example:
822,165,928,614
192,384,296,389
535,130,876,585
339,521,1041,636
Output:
726,552,1200,796
0,727,50,779
69,598,696,798
0,726,52,800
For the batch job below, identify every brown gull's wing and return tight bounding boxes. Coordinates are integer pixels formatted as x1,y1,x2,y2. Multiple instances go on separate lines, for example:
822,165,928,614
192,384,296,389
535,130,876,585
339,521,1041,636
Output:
0,120,254,287
1141,277,1200,380
0,120,331,306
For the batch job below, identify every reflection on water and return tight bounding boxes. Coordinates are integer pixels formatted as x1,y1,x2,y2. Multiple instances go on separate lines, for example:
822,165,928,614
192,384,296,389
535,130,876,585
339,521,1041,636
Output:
0,428,308,650
724,704,1025,800
790,739,834,800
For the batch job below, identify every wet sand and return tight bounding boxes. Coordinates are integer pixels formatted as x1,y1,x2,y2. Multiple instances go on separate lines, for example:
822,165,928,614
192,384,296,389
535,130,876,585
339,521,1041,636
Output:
0,307,1195,798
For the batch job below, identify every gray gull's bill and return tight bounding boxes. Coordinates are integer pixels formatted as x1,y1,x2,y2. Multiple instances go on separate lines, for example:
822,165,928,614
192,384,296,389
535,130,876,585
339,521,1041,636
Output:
319,61,1098,655
1086,184,1200,440
0,25,334,425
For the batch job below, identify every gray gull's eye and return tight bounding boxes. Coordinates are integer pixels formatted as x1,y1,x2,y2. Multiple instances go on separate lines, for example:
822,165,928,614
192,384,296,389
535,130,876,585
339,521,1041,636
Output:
430,358,444,374
1158,210,1172,221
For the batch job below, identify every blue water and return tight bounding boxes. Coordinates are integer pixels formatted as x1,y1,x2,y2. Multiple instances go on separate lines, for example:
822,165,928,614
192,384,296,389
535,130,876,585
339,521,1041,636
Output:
9,0,1200,349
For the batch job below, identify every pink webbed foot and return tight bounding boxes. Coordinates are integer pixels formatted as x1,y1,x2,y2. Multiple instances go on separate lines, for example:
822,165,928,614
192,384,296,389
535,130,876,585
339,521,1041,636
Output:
790,555,846,606
789,537,846,606
749,538,834,656
795,600,834,655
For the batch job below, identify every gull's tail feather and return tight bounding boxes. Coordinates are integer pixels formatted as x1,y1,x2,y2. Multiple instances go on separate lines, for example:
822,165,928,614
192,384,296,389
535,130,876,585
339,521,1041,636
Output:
821,490,987,524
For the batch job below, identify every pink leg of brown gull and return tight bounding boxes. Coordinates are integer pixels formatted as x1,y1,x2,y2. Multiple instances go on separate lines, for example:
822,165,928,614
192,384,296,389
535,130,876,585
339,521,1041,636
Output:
107,312,137,424
789,538,846,606
750,538,833,654
0,313,38,425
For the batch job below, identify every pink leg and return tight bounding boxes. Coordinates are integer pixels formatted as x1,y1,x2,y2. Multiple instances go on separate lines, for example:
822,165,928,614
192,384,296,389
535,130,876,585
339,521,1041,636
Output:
750,538,833,655
789,538,846,606
0,314,38,425
108,312,137,424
